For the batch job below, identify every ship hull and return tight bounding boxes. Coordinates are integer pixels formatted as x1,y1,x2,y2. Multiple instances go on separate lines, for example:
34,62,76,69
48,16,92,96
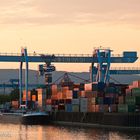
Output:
22,112,51,125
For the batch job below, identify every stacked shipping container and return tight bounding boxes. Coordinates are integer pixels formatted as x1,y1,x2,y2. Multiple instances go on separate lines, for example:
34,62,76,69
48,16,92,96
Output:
15,80,140,113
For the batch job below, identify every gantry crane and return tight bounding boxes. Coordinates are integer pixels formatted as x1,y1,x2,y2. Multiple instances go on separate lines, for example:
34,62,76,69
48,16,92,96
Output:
0,47,140,108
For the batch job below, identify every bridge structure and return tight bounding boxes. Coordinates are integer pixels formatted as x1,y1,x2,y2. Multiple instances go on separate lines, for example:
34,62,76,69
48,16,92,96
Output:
0,48,140,107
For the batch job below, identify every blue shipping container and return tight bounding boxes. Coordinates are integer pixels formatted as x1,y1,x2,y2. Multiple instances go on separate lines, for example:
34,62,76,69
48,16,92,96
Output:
65,104,72,112
98,82,106,91
104,97,115,105
73,91,78,98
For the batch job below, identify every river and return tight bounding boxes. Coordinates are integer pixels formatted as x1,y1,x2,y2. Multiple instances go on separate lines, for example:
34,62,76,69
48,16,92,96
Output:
0,124,139,140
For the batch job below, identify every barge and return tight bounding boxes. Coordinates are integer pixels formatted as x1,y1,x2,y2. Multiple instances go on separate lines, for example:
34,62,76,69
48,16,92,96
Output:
21,112,51,125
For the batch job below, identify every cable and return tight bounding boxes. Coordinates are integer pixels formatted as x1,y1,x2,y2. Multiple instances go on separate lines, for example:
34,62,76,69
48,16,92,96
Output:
67,73,90,83
52,73,67,84
52,72,90,84
109,76,121,84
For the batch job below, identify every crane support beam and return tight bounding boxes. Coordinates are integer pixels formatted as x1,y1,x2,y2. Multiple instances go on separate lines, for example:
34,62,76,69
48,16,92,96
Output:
0,55,138,63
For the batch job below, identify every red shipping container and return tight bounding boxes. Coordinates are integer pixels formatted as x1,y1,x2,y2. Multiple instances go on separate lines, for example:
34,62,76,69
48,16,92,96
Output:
51,94,58,100
46,99,52,105
12,101,19,109
133,81,140,88
126,88,131,94
85,92,94,98
73,84,80,89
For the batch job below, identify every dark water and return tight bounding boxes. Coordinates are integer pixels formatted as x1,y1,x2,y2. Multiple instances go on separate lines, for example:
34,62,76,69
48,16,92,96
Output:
0,124,140,140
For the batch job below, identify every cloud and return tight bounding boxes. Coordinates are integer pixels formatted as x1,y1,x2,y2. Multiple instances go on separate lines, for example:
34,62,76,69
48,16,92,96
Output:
0,0,140,25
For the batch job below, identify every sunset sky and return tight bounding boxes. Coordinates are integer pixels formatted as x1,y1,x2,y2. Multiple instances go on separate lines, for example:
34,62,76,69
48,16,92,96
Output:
0,0,140,72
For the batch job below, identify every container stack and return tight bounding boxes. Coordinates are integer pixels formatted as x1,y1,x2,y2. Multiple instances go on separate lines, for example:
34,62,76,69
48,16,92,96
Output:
47,82,120,113
118,80,140,113
20,79,140,113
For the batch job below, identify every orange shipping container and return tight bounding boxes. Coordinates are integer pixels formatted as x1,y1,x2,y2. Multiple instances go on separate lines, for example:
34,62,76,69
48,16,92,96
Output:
32,95,36,101
79,91,85,98
62,92,67,99
88,105,96,112
66,91,73,99
95,105,99,112
23,90,31,101
62,87,69,93
52,85,58,94
84,83,92,91
36,88,45,94
57,92,63,99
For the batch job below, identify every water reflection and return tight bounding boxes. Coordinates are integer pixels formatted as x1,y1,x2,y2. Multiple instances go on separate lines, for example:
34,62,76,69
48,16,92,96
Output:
0,124,140,140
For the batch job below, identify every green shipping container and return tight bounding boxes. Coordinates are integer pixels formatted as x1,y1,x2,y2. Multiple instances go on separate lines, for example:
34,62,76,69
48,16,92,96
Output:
118,104,135,112
105,87,117,93
97,97,104,104
125,96,135,105
135,96,140,105
128,105,135,112
132,88,140,96
72,105,79,112
118,104,128,112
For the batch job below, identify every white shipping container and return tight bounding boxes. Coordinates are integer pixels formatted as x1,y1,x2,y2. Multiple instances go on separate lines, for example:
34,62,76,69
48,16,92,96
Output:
46,105,52,112
80,106,87,112
72,99,79,105
80,98,88,112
